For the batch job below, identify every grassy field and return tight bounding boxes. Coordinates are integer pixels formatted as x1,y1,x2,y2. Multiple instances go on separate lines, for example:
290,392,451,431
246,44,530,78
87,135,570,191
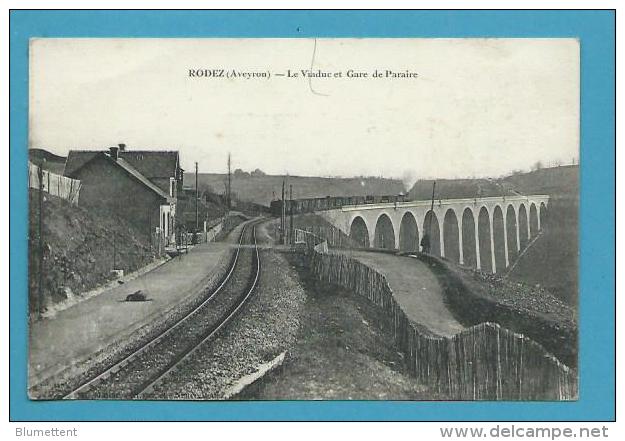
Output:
503,166,579,306
506,195,578,306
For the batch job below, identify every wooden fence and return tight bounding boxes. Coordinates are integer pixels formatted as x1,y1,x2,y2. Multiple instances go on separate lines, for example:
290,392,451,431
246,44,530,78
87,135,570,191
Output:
29,162,81,205
292,218,361,249
205,220,223,243
309,241,577,400
294,228,325,249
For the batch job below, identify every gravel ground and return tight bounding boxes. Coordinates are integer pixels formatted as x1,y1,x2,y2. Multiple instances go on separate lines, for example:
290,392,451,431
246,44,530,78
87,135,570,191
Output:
244,251,441,400
35,216,444,400
460,266,576,327
142,220,306,400
77,225,257,399
421,255,578,367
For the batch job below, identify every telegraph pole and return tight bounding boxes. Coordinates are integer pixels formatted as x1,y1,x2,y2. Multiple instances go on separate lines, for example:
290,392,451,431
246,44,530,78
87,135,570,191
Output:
227,153,232,211
195,162,199,233
280,179,285,244
428,181,436,234
37,164,44,318
422,181,436,254
289,184,293,245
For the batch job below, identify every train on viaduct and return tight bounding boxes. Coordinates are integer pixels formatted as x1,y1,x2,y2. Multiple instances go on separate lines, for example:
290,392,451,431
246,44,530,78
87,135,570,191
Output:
271,194,549,274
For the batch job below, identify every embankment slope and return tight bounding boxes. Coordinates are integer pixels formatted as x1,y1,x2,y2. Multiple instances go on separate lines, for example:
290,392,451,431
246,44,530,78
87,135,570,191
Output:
409,166,579,306
29,191,160,313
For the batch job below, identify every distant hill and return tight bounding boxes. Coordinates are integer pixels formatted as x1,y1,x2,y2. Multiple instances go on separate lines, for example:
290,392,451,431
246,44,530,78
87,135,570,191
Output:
408,165,579,200
503,165,578,198
409,178,518,200
29,148,66,175
188,173,406,207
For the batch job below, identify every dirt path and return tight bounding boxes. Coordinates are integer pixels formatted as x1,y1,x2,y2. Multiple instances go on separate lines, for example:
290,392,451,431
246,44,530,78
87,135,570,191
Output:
246,254,441,400
344,251,466,337
245,221,441,400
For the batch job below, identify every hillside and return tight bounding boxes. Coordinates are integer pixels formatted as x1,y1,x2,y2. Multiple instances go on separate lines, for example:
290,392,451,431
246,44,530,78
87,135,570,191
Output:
28,149,406,207
504,166,579,306
409,178,518,200
29,148,66,175
407,166,579,306
408,165,578,200
188,173,406,207
423,254,577,367
29,190,160,314
504,165,578,198
176,189,227,230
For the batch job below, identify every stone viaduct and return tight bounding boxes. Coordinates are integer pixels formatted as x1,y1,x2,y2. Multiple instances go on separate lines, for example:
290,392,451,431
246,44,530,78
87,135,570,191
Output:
319,195,549,274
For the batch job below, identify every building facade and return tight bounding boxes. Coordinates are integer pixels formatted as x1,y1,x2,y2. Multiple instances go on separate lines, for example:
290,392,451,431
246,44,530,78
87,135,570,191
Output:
64,145,183,246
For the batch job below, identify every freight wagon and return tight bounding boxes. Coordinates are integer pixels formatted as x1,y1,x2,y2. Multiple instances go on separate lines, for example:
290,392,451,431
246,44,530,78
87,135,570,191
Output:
270,194,407,217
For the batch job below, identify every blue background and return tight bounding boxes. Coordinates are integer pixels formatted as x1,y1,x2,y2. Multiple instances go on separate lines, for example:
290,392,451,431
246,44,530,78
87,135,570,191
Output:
9,10,615,421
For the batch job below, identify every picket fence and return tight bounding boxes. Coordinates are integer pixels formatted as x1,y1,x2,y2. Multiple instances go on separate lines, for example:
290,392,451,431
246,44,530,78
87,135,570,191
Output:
309,241,577,400
29,162,81,205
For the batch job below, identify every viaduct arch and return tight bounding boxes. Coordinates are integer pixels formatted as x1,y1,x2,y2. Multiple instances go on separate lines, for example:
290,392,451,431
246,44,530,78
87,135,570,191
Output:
348,216,370,248
374,213,396,250
399,212,420,252
321,195,549,274
443,209,460,264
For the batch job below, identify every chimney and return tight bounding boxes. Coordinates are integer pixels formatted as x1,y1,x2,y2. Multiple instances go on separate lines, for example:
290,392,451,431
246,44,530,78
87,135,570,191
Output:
118,143,126,151
109,146,119,160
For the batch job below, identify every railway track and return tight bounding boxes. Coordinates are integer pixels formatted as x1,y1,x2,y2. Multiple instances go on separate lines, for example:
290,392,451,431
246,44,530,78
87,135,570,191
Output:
63,220,261,400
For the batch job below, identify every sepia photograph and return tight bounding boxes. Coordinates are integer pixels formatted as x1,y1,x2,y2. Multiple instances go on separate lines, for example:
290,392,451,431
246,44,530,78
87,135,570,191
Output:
26,38,579,401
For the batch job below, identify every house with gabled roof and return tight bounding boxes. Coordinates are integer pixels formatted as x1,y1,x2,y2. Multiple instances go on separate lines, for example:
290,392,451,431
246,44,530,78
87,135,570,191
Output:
64,144,183,246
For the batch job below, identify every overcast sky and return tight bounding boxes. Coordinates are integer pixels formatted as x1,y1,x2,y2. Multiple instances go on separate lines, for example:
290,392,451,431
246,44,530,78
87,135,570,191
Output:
29,38,579,182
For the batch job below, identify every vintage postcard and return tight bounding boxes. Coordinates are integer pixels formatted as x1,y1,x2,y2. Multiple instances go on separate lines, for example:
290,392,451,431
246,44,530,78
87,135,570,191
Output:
27,38,579,401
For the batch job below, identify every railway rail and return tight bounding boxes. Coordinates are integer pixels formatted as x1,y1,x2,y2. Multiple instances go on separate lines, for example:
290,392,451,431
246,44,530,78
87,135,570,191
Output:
62,220,262,400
